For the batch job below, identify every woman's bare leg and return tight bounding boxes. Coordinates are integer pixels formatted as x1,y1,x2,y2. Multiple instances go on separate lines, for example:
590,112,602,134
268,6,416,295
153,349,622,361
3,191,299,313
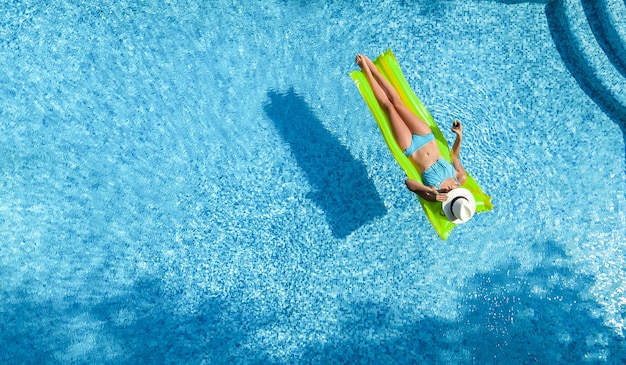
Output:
361,55,431,136
357,54,412,150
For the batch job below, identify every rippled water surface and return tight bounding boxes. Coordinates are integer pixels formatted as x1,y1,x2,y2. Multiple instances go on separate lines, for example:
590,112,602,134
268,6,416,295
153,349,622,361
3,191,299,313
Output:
1,0,624,363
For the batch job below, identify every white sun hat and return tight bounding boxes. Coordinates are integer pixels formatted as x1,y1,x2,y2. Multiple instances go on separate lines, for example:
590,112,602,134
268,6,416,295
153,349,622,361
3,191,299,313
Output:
442,188,476,224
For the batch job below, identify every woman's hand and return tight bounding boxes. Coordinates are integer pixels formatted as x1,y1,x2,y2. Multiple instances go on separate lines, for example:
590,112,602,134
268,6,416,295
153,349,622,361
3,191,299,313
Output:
406,180,448,202
428,186,448,202
451,119,463,136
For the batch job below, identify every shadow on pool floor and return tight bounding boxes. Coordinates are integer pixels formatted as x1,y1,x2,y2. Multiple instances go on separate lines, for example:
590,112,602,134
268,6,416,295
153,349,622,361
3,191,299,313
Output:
303,240,626,364
264,87,387,239
2,243,624,364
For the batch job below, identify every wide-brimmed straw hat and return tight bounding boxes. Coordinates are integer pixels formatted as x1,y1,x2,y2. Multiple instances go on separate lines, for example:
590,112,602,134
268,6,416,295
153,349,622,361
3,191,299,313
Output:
442,188,476,224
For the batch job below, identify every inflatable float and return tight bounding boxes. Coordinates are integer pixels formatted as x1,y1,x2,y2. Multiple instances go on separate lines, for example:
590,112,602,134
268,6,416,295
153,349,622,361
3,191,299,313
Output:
350,49,493,240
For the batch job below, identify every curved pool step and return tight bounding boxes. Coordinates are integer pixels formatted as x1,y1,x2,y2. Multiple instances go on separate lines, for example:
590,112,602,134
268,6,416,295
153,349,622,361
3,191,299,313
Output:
601,0,626,70
583,0,626,78
546,0,626,126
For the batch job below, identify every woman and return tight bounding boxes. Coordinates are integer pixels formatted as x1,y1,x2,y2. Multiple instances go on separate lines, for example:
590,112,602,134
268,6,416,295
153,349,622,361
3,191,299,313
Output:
356,54,467,203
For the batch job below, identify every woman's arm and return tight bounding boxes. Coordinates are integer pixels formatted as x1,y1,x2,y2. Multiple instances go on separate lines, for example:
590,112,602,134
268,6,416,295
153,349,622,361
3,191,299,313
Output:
451,119,463,158
405,179,448,202
451,120,467,185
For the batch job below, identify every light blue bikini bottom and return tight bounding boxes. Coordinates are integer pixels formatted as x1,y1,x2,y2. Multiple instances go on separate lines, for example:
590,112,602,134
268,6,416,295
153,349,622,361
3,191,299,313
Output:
403,133,434,157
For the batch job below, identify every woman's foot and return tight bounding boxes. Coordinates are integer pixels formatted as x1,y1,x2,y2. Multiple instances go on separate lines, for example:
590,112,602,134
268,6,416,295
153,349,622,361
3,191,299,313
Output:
355,54,368,70
363,54,377,70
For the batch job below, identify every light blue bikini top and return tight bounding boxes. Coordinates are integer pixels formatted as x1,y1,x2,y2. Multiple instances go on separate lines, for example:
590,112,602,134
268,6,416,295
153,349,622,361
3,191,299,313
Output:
422,158,460,188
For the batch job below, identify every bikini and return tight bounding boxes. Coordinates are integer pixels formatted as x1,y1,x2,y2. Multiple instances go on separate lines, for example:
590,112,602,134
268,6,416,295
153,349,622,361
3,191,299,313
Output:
422,159,460,188
403,133,460,188
403,133,435,157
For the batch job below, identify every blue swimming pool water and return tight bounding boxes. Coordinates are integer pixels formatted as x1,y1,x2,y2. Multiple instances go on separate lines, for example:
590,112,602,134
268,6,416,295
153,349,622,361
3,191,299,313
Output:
1,0,624,363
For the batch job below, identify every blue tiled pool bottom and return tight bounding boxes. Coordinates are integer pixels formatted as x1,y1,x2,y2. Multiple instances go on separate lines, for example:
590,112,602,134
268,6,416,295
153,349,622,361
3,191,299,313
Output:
0,0,624,363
